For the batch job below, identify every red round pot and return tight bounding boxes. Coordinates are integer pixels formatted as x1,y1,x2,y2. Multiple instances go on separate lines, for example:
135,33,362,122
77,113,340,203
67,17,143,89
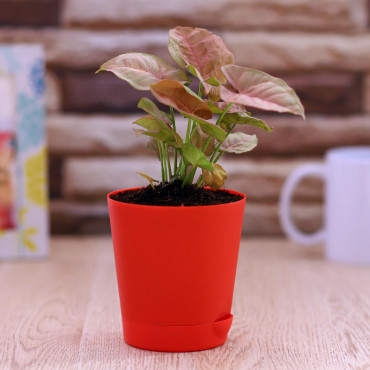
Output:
108,187,246,352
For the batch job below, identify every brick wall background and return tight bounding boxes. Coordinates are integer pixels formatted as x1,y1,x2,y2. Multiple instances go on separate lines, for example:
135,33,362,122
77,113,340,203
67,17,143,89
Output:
1,0,370,235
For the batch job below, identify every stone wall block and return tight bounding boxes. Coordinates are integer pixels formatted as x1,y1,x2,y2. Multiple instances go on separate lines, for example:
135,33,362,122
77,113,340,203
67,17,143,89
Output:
223,159,324,202
63,157,161,199
2,30,370,72
364,74,370,113
243,202,323,236
47,114,147,155
281,73,362,115
50,201,110,234
62,71,156,113
45,70,62,113
223,32,370,72
60,71,362,114
0,29,170,69
63,156,324,202
47,114,370,156
246,115,370,156
49,155,64,199
63,0,367,32
49,199,323,236
0,0,60,27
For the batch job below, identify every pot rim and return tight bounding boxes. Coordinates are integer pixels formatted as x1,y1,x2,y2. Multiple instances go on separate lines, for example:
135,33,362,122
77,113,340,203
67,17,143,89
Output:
107,187,246,209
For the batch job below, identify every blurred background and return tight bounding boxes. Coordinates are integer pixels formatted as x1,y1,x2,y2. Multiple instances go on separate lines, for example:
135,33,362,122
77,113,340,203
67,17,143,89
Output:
1,0,370,237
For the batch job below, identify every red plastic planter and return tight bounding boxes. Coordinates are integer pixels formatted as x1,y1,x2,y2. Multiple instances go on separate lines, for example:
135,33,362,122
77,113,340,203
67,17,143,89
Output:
108,188,246,352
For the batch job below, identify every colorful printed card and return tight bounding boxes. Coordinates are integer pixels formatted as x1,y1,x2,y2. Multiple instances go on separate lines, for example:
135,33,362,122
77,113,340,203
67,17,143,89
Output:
0,45,48,259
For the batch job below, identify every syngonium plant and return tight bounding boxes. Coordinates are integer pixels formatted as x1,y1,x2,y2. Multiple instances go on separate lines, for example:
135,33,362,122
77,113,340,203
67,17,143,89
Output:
97,26,304,190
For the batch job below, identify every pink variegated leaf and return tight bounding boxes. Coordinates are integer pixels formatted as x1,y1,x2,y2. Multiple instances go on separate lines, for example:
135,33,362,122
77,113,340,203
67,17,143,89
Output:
168,27,234,100
221,65,305,118
221,132,258,154
97,52,189,91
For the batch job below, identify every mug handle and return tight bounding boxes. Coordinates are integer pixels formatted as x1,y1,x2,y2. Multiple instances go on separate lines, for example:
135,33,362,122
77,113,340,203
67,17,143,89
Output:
279,164,326,246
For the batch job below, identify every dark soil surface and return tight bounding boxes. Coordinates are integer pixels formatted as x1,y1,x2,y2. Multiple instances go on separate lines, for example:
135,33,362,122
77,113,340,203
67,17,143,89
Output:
110,180,243,206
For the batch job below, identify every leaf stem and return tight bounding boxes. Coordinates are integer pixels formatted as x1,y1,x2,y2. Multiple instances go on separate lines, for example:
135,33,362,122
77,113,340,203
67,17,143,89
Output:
164,143,172,179
178,158,186,180
185,118,192,143
181,167,197,188
216,102,232,125
158,141,168,182
214,151,224,163
170,107,178,173
158,139,165,182
202,136,212,153
198,82,203,97
170,107,175,128
188,122,200,142
210,123,237,162
190,121,197,137
209,103,233,162
174,149,178,174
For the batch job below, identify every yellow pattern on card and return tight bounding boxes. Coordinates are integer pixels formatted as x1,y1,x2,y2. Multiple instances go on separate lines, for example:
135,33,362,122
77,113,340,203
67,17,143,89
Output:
24,148,47,207
21,227,38,252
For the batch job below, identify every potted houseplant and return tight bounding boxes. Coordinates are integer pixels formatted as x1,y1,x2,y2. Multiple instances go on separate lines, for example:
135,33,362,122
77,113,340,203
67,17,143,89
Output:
98,26,304,352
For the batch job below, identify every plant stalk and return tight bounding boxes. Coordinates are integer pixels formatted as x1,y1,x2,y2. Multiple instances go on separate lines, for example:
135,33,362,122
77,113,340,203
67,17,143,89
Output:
198,82,203,97
157,139,165,182
164,143,172,179
158,141,168,182
214,151,224,163
202,136,212,153
181,167,197,188
216,102,232,125
185,118,192,143
210,123,237,162
170,107,178,173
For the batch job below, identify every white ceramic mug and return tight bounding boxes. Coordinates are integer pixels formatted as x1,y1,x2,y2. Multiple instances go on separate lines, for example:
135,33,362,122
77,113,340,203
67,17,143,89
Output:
279,146,370,264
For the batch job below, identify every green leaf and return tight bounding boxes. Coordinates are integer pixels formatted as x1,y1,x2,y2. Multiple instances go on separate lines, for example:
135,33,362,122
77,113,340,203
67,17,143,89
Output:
182,143,214,170
133,115,183,148
187,65,199,78
168,27,234,100
134,115,165,131
133,128,176,143
205,77,220,86
221,65,305,118
182,113,226,143
220,132,258,154
138,97,171,125
184,85,203,99
150,79,212,120
98,52,189,90
220,112,272,132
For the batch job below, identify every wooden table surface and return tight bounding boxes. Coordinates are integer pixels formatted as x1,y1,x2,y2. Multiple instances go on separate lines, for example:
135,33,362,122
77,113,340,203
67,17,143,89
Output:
0,237,369,369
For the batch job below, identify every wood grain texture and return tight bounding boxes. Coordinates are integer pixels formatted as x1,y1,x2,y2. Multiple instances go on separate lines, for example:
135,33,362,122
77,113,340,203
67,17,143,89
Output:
0,237,369,369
